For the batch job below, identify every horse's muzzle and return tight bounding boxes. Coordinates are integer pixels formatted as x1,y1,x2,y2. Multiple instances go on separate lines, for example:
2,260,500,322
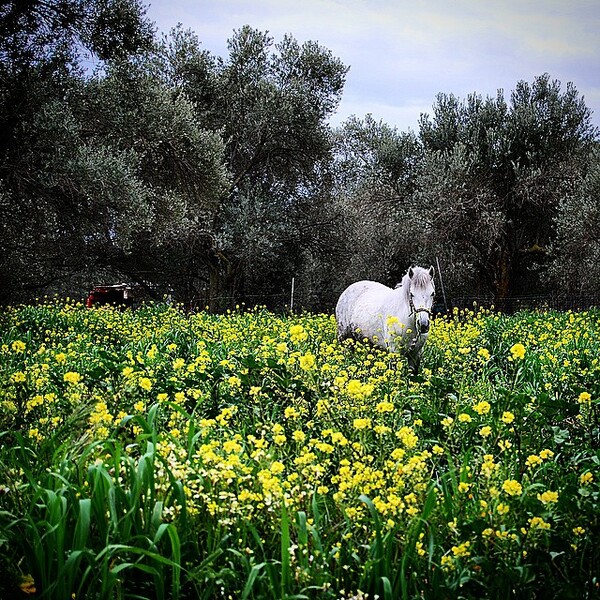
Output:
415,309,431,334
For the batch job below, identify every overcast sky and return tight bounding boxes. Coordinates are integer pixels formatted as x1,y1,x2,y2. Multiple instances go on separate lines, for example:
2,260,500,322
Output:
144,0,600,132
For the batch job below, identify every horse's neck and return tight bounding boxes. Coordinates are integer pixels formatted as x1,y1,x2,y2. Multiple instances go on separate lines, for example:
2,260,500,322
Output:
391,281,413,323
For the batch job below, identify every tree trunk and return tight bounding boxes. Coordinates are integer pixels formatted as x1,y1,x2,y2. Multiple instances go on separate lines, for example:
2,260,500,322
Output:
495,247,512,310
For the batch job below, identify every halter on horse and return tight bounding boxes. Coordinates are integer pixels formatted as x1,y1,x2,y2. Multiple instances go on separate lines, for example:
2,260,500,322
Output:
336,266,436,374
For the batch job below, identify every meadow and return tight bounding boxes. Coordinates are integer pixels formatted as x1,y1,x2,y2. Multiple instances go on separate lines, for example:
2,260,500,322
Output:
0,301,598,599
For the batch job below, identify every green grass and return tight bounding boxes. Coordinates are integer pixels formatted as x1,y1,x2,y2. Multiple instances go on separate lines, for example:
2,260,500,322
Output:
0,301,599,599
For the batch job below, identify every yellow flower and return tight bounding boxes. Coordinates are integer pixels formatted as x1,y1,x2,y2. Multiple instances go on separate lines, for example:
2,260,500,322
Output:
376,401,394,413
289,324,307,342
473,400,491,415
496,502,510,515
18,574,36,595
373,424,391,435
502,479,522,496
139,377,152,391
216,406,236,425
228,376,242,388
353,417,371,430
173,358,186,370
11,340,26,353
478,347,491,360
578,391,591,404
330,431,348,446
396,426,418,448
346,379,362,396
479,425,492,437
537,490,559,504
11,371,26,383
451,541,471,558
391,448,406,461
526,454,542,467
441,416,454,428
510,343,526,360
284,406,300,419
458,413,472,423
529,516,550,530
579,472,594,486
501,411,515,424
386,315,400,327
28,427,43,441
292,430,306,442
270,461,285,474
298,353,316,371
64,371,82,385
223,439,242,454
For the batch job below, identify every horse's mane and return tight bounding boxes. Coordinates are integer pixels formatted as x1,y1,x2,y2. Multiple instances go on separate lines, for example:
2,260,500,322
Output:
395,266,433,290
408,266,433,288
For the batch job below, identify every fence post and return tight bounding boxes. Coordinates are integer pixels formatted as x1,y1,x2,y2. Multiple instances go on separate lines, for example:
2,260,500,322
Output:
435,257,448,311
290,277,295,312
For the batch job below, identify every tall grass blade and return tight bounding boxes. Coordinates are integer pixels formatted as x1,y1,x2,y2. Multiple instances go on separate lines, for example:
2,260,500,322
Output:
280,503,291,597
242,562,266,600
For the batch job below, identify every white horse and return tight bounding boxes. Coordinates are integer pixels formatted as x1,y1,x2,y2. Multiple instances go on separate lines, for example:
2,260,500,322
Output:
335,266,435,374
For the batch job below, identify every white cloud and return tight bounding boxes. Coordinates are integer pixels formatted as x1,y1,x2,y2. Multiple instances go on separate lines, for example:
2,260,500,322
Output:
145,0,600,131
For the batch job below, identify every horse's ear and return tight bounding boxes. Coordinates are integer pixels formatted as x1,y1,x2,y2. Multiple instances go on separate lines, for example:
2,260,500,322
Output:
429,266,435,279
408,267,414,279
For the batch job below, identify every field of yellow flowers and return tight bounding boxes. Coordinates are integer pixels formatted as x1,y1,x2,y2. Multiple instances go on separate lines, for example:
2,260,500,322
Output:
0,301,598,599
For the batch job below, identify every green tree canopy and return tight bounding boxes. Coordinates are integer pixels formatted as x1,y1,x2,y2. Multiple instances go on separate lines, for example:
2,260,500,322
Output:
549,145,600,294
157,25,348,305
0,0,230,302
417,74,597,301
1,1,598,308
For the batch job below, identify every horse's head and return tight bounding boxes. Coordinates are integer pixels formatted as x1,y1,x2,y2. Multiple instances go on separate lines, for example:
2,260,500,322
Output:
408,266,435,334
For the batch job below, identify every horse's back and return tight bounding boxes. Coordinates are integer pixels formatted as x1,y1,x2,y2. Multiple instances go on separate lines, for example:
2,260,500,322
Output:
335,280,392,340
336,280,389,311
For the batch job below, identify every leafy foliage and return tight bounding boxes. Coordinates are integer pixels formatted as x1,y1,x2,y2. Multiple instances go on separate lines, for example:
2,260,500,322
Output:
550,147,600,293
0,302,599,598
1,1,599,308
416,75,597,300
158,25,348,304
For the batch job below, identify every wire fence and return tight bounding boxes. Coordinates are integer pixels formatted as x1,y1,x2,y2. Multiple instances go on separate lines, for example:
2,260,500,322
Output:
182,291,600,315
448,294,600,314
185,292,290,313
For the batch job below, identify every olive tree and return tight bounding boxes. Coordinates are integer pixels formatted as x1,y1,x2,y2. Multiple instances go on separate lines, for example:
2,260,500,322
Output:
0,0,231,302
417,74,596,301
549,146,600,295
328,115,422,289
159,25,348,307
